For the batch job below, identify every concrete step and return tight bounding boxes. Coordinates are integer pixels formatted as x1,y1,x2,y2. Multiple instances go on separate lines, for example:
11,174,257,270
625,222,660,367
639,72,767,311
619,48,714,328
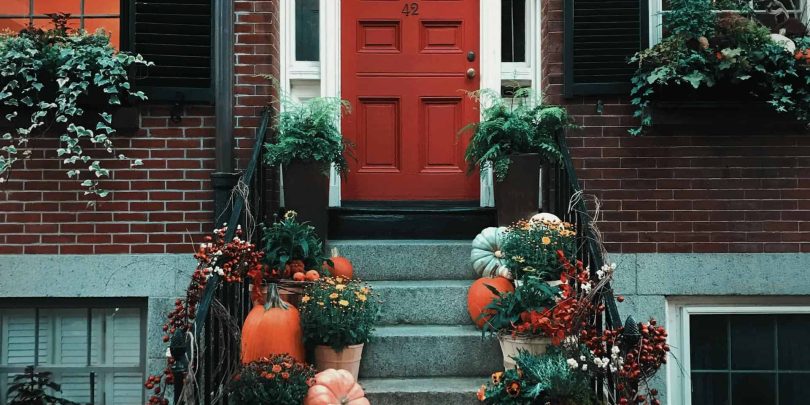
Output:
329,240,476,281
361,377,484,405
371,280,473,325
359,325,501,378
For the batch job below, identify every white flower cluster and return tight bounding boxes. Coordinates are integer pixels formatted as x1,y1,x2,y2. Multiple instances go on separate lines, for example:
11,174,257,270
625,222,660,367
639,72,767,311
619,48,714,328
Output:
581,281,592,293
596,262,617,280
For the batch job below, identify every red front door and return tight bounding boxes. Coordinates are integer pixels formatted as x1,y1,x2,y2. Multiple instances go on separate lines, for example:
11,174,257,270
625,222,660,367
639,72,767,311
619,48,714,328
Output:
341,0,480,201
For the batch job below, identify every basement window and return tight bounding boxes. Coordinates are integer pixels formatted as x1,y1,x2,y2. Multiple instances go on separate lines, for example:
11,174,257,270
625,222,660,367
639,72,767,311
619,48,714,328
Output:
689,313,810,405
0,300,145,404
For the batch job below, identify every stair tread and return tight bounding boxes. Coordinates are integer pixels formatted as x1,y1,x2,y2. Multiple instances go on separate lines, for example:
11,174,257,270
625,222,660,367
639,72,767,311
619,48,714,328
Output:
370,280,471,288
361,376,486,393
331,239,471,245
374,324,484,337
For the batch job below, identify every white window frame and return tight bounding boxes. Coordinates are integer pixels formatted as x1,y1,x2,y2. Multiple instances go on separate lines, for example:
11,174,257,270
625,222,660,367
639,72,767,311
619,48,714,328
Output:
667,298,810,405
281,0,322,86
501,0,541,87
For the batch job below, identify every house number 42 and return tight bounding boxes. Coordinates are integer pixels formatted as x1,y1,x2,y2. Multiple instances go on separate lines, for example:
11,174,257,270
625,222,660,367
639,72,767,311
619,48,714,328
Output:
401,2,419,16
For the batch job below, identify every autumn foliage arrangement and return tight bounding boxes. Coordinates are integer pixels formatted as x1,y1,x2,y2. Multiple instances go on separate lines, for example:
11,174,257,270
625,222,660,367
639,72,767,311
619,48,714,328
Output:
227,354,317,405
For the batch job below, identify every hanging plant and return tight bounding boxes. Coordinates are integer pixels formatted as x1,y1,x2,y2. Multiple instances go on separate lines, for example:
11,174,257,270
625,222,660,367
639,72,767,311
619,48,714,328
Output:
0,14,152,197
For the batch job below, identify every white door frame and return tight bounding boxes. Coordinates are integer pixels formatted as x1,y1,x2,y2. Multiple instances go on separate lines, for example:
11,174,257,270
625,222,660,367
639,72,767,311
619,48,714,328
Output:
282,0,518,207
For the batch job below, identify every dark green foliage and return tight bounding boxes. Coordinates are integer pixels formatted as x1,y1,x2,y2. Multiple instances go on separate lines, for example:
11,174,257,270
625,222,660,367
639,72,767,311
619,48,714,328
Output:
0,15,150,197
461,89,570,182
479,349,595,405
264,94,352,176
630,0,810,134
500,221,577,281
480,277,559,335
6,366,79,405
261,211,327,276
227,355,316,405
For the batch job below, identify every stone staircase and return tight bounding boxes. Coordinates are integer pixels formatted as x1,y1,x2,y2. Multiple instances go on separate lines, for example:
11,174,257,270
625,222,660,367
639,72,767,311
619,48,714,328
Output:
331,240,501,405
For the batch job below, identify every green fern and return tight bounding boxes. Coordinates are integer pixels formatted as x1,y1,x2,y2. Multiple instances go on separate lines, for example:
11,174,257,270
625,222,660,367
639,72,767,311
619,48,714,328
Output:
461,88,572,181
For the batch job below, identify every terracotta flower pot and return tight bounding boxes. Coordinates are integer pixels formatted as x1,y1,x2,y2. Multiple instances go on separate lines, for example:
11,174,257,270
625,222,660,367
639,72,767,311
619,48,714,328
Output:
313,344,364,380
498,334,551,370
493,153,542,226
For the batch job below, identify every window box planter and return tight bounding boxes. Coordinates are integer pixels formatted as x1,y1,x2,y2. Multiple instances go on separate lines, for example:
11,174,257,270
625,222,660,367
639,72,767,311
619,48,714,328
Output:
0,90,141,132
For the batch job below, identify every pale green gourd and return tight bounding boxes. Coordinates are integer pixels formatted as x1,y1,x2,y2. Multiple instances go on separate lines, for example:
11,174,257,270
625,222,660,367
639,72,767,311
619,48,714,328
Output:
470,227,512,279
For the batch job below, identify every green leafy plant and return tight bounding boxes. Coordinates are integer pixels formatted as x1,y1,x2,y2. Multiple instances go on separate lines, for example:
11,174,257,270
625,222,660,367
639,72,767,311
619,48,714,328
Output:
0,15,151,197
501,218,578,281
480,276,559,336
227,355,316,405
299,276,380,351
476,349,595,405
6,366,79,405
259,211,328,280
263,88,352,176
461,88,570,182
630,0,810,134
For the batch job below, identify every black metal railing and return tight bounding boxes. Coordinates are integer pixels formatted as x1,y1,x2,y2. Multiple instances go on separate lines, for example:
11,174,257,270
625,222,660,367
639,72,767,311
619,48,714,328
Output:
543,130,623,330
171,108,271,405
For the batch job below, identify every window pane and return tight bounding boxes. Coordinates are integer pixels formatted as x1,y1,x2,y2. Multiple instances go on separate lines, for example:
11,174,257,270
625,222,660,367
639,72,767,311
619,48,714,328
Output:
33,0,82,15
85,0,121,15
84,18,120,48
730,315,775,370
691,372,729,405
731,373,776,405
0,19,29,33
780,374,810,404
33,17,80,31
1,1,30,15
39,309,88,366
295,0,320,62
57,372,93,404
111,372,145,404
502,0,526,63
690,315,729,370
777,314,810,371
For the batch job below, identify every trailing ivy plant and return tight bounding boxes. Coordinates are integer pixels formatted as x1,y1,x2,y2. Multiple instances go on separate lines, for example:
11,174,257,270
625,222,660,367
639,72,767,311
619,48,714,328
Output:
0,15,151,197
629,0,810,134
461,88,570,182
262,76,352,176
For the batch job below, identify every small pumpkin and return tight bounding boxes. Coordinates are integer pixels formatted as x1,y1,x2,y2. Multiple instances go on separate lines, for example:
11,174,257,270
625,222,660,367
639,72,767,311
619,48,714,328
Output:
470,227,512,279
241,283,306,363
530,212,561,225
467,277,514,329
323,247,354,279
304,368,370,405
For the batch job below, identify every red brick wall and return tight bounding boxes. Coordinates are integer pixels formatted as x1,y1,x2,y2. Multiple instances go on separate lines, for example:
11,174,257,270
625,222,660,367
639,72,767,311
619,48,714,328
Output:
541,0,810,254
0,0,280,254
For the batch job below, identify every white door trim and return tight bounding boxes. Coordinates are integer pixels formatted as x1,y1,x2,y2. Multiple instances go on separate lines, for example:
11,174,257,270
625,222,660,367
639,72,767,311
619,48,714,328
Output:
283,0,507,207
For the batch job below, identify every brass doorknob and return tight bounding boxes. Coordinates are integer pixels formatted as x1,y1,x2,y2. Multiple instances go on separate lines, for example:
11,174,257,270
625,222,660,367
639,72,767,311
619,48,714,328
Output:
466,68,476,79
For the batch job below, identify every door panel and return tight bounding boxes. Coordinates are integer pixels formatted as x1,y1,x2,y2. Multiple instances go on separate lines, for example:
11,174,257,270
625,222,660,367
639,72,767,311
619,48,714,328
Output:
342,0,479,200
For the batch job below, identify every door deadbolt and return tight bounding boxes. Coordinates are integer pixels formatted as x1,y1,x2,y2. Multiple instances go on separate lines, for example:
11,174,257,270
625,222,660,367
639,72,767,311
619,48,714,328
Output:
467,51,476,62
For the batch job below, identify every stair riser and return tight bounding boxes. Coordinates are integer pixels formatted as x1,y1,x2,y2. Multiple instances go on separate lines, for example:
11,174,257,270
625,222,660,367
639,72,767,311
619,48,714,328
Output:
330,241,476,281
372,282,472,325
359,334,501,378
365,392,481,405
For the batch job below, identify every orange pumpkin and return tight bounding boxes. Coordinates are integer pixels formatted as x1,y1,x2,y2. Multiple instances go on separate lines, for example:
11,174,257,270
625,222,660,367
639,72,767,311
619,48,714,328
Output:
323,247,354,279
304,368,370,405
467,277,514,329
241,283,305,363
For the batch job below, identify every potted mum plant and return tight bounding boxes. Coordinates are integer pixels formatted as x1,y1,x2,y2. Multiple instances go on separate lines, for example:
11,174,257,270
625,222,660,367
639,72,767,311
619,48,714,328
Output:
264,95,352,241
501,215,577,282
299,276,380,380
0,14,151,198
255,211,330,305
228,354,317,405
461,88,571,225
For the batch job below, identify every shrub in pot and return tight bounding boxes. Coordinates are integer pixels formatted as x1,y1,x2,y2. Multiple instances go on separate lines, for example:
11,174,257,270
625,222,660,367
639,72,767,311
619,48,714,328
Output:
0,15,151,198
7,366,79,405
461,89,571,225
228,354,316,405
264,95,352,241
299,277,380,380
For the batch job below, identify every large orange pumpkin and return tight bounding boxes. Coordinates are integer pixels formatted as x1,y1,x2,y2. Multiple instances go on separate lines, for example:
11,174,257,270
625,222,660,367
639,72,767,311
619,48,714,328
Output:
241,283,305,363
467,277,514,329
304,368,369,405
323,247,354,279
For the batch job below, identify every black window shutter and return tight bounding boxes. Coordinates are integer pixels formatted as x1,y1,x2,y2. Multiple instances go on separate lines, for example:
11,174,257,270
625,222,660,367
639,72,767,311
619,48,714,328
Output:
129,0,213,103
564,0,648,97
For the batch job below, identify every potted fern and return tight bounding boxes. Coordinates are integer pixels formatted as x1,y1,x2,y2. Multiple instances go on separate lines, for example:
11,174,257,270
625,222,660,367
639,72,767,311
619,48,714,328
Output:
461,89,570,225
264,96,352,241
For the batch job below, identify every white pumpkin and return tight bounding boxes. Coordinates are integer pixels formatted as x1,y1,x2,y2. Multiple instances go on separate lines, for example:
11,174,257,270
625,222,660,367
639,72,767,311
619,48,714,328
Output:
530,212,561,225
470,227,512,279
770,33,796,54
